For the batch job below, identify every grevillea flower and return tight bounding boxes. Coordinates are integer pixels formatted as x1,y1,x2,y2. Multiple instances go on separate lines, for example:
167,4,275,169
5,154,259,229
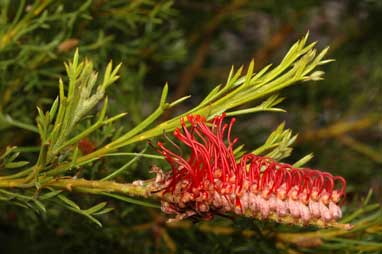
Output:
152,113,350,229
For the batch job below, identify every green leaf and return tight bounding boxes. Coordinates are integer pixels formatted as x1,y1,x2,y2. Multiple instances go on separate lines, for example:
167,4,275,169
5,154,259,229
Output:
0,146,17,160
85,202,107,214
32,199,47,213
169,95,191,107
4,160,29,169
49,96,59,120
293,153,314,168
103,112,128,125
57,194,81,210
101,145,148,181
39,190,63,200
0,113,39,133
160,83,169,106
93,207,114,216
97,97,108,122
102,193,159,208
65,205,103,228
243,59,255,87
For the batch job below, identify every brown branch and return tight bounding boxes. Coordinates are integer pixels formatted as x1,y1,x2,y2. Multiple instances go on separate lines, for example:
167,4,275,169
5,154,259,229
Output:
173,40,211,100
193,22,295,84
0,177,157,199
252,24,294,71
338,135,382,164
47,178,150,196
298,116,380,143
172,0,248,103
0,175,352,230
188,0,249,45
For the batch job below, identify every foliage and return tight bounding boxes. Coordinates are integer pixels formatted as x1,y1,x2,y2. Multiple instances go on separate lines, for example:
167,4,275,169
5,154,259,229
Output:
0,1,381,253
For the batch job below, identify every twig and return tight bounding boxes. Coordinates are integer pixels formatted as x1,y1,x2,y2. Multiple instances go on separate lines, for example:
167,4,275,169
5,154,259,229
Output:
0,177,154,199
338,135,382,164
172,0,249,103
298,116,380,142
253,24,294,71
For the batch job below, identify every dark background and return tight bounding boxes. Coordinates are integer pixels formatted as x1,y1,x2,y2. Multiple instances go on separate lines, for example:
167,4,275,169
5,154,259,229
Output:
0,1,381,253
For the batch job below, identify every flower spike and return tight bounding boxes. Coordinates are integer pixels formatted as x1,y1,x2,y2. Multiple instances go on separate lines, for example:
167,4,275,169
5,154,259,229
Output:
153,114,351,229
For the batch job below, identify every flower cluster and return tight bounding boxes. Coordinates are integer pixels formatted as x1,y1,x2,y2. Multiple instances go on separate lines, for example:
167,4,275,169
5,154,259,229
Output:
153,114,349,228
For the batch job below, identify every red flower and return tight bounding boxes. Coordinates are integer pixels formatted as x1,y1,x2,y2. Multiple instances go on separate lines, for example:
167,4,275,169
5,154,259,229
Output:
78,138,97,155
154,113,348,227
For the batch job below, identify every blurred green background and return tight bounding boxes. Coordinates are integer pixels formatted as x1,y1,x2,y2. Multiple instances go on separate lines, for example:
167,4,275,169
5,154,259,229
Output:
0,0,381,253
